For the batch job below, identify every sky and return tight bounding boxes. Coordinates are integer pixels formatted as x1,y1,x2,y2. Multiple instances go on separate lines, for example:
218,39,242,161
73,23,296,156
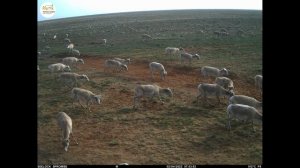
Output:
38,0,262,21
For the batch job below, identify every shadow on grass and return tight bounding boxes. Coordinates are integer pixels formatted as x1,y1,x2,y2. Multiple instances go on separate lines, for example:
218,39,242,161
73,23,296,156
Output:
118,107,134,113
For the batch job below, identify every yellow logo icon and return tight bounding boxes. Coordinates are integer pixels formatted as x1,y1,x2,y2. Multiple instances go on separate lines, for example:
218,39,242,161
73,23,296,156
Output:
40,2,56,18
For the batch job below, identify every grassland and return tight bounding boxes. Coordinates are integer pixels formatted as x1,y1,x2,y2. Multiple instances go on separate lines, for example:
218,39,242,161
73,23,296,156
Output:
38,9,262,165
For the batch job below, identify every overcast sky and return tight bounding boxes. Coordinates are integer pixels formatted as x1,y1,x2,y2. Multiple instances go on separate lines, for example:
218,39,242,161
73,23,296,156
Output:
38,0,262,21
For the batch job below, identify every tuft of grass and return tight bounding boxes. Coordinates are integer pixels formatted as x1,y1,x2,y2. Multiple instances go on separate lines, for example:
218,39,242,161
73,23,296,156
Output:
118,107,133,114
108,139,119,146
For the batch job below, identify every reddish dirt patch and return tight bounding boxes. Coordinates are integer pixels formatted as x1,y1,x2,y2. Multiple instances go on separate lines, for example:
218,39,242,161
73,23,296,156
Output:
81,56,261,101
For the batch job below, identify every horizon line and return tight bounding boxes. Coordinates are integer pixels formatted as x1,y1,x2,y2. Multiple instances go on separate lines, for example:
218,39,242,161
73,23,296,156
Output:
38,8,262,22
